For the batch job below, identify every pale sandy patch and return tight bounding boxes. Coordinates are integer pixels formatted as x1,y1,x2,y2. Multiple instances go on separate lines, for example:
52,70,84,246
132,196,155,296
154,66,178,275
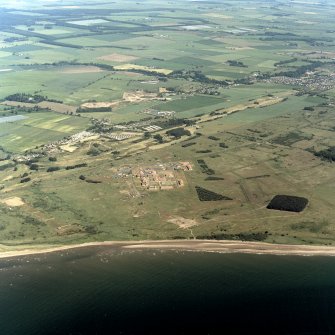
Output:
2,175,13,182
203,13,232,19
115,64,172,75
168,216,198,229
98,53,138,62
1,196,25,207
133,209,146,218
60,144,77,152
123,91,159,103
81,101,119,109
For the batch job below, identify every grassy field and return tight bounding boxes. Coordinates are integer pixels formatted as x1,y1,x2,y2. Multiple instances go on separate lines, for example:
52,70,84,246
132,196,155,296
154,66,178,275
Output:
0,111,89,153
0,93,334,246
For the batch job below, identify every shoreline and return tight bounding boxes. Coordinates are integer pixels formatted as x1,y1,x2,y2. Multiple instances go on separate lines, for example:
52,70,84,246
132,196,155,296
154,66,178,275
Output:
1,240,335,259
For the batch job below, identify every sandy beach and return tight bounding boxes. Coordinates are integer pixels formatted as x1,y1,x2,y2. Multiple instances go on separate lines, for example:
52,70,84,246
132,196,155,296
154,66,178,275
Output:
1,240,335,259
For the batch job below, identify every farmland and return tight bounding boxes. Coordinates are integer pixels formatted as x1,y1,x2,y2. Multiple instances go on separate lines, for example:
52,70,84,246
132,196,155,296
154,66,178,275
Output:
0,0,335,247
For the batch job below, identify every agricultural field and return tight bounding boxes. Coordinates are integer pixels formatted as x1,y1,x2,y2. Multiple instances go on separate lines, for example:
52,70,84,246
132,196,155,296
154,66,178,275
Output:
0,0,335,247
0,111,90,153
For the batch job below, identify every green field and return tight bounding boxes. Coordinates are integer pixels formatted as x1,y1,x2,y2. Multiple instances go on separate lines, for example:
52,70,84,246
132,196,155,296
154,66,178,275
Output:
0,112,89,152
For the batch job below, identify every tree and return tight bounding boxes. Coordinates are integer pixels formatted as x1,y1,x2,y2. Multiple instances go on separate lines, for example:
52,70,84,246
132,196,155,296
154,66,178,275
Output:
47,166,60,172
29,164,39,171
153,134,163,143
87,147,101,156
166,127,191,138
143,131,151,139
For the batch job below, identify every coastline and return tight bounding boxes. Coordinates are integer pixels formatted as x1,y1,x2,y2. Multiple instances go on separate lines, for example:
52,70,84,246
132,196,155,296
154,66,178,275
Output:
1,239,335,259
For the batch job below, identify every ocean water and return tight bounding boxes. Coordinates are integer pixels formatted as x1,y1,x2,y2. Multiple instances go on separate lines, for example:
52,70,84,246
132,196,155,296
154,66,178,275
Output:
0,247,335,335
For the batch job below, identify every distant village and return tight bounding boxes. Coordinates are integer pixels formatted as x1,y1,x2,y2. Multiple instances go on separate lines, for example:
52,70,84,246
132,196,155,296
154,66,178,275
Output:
265,71,335,92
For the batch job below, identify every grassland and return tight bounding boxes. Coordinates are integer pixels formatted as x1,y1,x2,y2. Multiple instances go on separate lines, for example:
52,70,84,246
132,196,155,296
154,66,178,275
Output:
0,0,335,248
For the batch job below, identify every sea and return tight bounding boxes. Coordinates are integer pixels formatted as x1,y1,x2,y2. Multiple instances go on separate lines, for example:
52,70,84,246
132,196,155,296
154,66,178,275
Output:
0,247,335,335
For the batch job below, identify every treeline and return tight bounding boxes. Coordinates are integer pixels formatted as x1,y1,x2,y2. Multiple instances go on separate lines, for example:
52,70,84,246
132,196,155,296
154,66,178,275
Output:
20,60,228,86
274,58,298,67
260,31,333,44
181,142,196,148
166,127,191,138
65,163,88,170
26,61,114,72
168,70,229,86
197,159,215,175
195,186,232,201
156,118,196,129
4,105,45,113
5,93,62,104
0,162,15,171
41,39,83,49
219,142,229,148
50,61,115,71
79,175,102,184
87,122,113,133
205,176,224,181
5,93,44,103
314,146,335,162
227,60,247,68
126,68,168,78
77,107,112,113
47,163,88,172
275,61,323,78
255,60,328,80
20,177,31,183
208,135,220,141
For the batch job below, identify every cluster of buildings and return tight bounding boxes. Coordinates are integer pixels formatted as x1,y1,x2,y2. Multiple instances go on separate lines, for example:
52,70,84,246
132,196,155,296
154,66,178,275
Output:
113,121,161,133
13,131,96,162
265,72,335,92
41,131,96,153
106,132,138,141
143,109,176,117
143,125,162,132
133,166,181,191
113,162,193,192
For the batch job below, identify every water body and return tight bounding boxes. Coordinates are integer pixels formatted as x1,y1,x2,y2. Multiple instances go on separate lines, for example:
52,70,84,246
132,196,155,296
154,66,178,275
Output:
1,247,335,335
0,115,27,123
